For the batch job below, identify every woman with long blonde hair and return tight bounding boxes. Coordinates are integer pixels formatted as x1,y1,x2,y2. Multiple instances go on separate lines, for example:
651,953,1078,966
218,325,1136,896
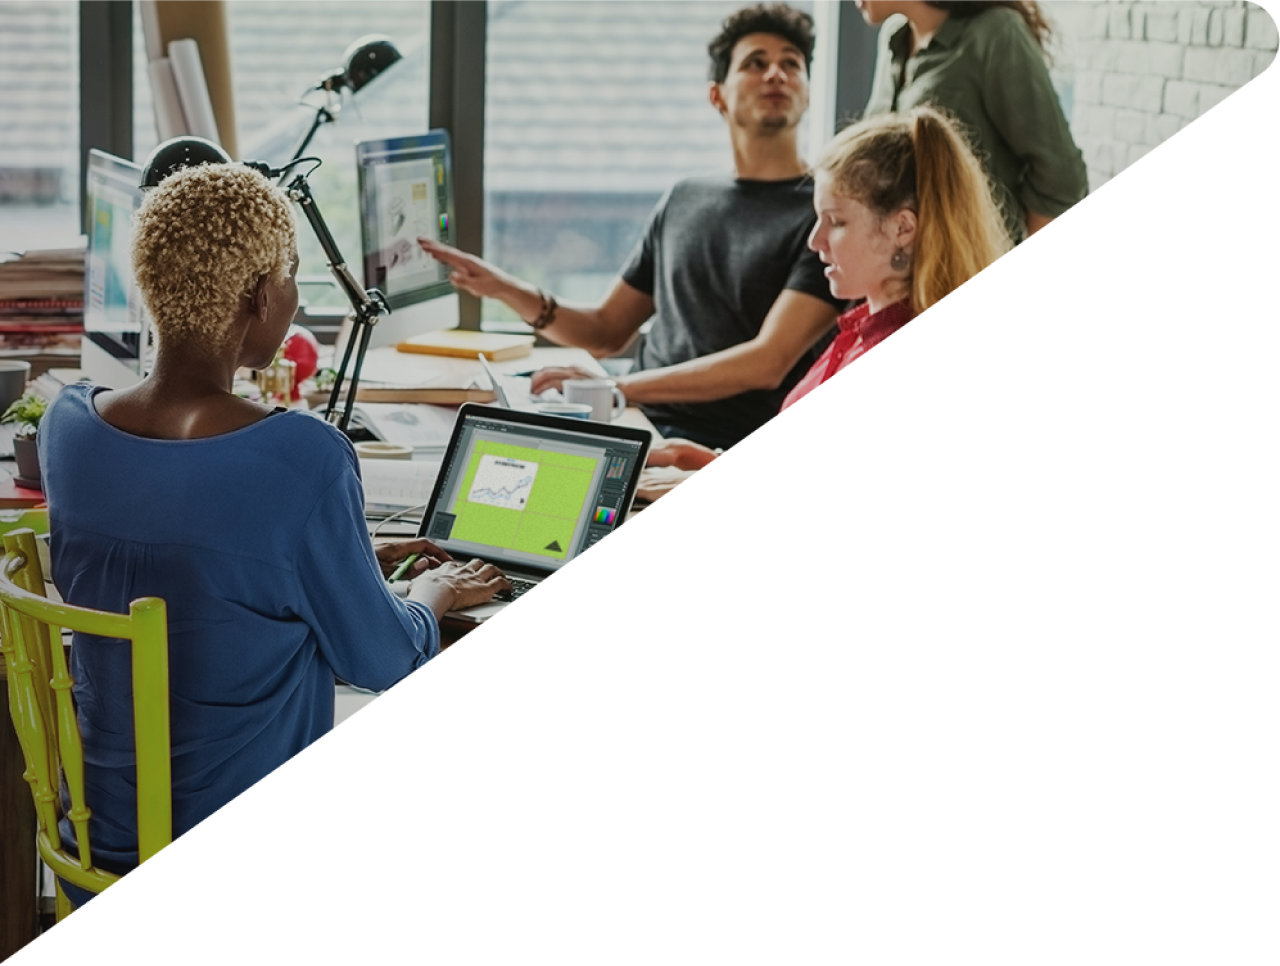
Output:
641,105,1009,487
781,104,1010,409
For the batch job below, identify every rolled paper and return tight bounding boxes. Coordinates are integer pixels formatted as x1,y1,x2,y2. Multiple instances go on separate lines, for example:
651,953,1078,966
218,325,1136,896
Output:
168,38,222,144
148,59,189,142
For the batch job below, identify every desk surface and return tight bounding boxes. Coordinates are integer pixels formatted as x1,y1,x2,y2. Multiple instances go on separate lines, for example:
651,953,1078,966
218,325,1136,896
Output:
0,468,44,509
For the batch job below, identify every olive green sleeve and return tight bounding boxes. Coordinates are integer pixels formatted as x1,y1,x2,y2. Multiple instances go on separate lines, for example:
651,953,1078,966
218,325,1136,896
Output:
979,12,1088,219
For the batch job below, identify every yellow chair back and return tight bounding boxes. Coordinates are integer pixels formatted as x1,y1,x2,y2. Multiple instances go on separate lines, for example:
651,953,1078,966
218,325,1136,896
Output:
0,527,171,917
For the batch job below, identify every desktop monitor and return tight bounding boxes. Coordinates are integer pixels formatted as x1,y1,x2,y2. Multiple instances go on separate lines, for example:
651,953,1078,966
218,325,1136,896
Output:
83,149,151,388
355,130,460,347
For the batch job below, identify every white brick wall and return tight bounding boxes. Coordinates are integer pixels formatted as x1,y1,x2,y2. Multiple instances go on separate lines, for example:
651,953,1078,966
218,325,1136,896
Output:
1048,2,1277,192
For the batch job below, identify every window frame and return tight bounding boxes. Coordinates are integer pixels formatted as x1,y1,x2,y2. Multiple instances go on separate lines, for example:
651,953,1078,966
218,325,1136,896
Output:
76,1,871,329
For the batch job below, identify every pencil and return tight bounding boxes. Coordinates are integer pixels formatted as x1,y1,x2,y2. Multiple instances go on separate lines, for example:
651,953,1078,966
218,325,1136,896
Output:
388,552,422,582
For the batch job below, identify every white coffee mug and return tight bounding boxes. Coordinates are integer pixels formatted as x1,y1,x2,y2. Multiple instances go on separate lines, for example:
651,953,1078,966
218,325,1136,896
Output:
563,378,626,422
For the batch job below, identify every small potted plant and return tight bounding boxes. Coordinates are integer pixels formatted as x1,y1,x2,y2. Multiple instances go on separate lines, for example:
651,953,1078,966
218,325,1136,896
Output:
2,392,49,489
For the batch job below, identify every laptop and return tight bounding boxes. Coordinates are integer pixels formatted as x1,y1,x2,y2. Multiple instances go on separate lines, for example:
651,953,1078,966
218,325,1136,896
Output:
478,353,539,411
415,403,651,623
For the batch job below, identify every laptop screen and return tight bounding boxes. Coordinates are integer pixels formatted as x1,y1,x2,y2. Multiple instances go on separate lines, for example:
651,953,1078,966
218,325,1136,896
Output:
418,405,650,576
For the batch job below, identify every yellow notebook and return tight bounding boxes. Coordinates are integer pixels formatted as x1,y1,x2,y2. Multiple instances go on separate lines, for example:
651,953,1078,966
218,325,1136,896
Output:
396,329,535,361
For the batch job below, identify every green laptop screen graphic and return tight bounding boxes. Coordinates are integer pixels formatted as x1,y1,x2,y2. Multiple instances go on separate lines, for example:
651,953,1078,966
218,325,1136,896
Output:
447,438,599,561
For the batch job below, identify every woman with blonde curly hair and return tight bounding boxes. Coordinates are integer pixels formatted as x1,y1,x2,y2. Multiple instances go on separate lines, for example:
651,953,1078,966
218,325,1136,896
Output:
39,162,507,904
641,106,1009,492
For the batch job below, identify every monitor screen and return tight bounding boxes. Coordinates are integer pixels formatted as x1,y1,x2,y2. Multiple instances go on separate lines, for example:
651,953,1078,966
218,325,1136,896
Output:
83,149,149,380
356,131,455,311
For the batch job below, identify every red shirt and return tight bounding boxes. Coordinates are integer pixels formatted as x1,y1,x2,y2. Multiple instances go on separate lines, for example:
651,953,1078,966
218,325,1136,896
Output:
780,299,914,410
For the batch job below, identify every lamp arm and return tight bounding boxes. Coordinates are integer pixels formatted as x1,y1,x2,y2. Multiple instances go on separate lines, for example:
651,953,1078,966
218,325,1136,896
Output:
284,173,388,432
287,104,338,168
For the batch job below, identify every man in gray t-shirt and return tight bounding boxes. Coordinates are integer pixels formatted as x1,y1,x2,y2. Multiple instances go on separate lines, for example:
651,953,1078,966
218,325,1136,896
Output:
419,4,843,450
620,173,837,449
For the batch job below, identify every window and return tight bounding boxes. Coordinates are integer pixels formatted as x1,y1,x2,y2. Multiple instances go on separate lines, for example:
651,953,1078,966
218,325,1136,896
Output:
130,2,430,297
0,0,80,250
482,1,813,323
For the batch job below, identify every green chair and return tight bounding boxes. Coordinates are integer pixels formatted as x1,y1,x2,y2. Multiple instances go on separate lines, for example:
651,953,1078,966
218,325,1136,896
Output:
0,527,171,919
0,507,48,537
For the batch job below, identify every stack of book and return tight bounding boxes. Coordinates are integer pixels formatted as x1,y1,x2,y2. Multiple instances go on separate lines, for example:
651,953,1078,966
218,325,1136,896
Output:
0,247,86,363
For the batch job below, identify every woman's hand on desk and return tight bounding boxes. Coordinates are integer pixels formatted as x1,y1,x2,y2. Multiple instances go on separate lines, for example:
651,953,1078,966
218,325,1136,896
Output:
374,538,453,579
408,558,511,619
634,440,719,503
645,437,720,471
636,466,700,503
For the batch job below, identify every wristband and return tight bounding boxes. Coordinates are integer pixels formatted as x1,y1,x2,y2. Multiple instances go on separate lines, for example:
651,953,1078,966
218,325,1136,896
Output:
527,289,559,330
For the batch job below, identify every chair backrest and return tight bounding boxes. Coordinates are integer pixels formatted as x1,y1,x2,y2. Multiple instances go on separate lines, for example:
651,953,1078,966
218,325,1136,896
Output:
0,527,171,905
0,508,49,538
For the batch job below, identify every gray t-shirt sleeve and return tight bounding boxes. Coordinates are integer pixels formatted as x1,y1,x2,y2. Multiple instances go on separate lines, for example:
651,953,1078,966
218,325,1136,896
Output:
620,188,671,297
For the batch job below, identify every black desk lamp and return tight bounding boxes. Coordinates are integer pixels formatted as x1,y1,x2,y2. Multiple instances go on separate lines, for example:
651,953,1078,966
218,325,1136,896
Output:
288,35,402,164
138,37,403,433
140,136,389,434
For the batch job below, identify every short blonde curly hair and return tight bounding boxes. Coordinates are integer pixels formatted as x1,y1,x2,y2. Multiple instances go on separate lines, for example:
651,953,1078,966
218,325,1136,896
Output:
132,163,297,349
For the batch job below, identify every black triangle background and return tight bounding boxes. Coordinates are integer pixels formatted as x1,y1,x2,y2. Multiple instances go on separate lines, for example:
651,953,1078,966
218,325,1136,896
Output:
20,64,1280,957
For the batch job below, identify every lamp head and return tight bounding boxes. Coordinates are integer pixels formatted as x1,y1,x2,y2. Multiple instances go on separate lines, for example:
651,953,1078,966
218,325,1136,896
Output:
140,136,232,188
318,35,402,94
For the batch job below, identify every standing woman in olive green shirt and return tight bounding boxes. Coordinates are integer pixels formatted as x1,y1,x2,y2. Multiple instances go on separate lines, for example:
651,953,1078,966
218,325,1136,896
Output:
857,1,1087,242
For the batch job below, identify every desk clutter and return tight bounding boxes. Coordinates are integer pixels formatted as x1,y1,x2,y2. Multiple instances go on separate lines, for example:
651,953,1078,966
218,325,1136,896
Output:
343,402,454,456
7,343,648,520
309,343,597,409
0,247,86,367
395,328,534,361
358,456,440,520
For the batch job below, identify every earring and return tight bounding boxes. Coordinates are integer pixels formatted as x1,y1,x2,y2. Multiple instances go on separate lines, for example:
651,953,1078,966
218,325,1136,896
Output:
890,247,910,272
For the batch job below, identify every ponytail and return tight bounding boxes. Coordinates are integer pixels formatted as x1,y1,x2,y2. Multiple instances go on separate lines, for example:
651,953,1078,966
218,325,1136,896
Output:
815,106,1010,314
909,109,1011,312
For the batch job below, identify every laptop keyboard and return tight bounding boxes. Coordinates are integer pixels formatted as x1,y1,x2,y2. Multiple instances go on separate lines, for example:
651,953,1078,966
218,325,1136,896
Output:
492,576,539,603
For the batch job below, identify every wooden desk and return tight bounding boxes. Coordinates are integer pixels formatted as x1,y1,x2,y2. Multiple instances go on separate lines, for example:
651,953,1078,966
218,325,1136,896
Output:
0,470,44,510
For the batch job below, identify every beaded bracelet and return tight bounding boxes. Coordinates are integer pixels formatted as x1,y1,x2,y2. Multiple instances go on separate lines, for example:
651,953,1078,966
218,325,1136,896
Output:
528,289,559,330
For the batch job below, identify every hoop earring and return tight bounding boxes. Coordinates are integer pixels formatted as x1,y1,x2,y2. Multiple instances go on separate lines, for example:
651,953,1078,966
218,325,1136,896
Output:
890,248,910,272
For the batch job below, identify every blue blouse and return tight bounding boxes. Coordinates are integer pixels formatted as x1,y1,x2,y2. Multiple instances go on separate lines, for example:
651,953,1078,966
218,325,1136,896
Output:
39,383,437,884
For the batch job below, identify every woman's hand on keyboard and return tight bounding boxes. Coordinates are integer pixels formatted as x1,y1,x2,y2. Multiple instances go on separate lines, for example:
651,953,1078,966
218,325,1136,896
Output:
408,558,511,618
